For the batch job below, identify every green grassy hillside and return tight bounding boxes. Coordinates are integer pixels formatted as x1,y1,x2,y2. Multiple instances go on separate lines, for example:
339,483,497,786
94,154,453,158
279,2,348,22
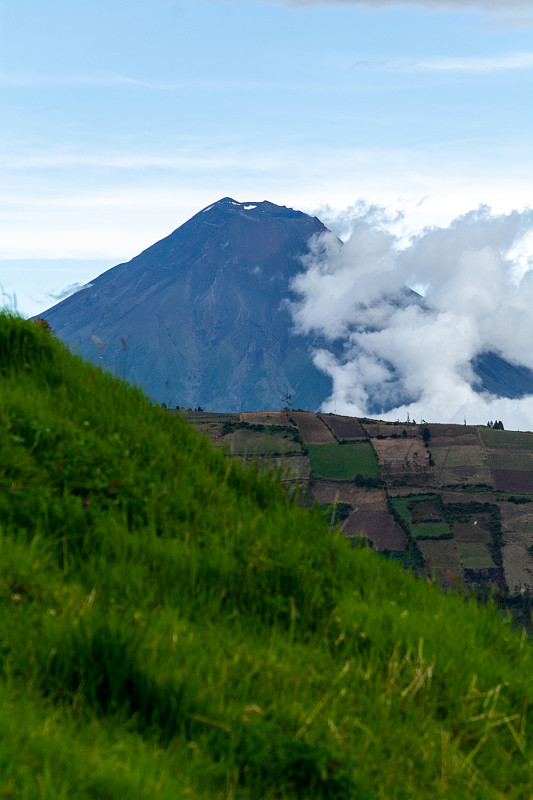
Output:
2,313,533,798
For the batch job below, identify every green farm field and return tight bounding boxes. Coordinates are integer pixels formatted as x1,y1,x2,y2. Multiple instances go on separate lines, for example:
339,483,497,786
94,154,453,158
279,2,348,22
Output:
307,441,379,480
390,494,442,524
415,522,451,539
479,428,533,450
458,542,496,569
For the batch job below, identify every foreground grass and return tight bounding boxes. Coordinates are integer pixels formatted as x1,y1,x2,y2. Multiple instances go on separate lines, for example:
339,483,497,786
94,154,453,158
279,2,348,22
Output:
2,313,533,798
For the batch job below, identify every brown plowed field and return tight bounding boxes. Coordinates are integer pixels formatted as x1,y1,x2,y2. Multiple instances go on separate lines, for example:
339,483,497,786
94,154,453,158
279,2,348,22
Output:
362,422,420,439
431,445,492,486
311,482,388,510
428,425,481,446
319,414,367,440
492,470,533,494
499,503,533,546
340,510,407,550
291,411,336,444
181,411,236,423
248,455,310,482
240,411,296,427
372,438,434,485
452,522,490,543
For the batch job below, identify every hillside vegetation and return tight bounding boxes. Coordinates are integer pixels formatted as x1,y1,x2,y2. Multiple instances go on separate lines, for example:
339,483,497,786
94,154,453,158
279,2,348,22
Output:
2,313,533,799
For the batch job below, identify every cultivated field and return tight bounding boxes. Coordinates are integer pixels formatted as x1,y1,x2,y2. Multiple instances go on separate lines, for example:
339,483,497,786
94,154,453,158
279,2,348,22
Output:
430,444,493,486
223,425,303,456
452,522,491,543
415,523,451,539
372,437,434,485
362,421,420,439
245,454,311,482
428,424,482,447
240,410,296,427
308,442,379,480
457,542,496,569
479,428,533,451
180,409,533,602
319,414,367,440
502,543,533,593
499,502,533,547
341,510,407,550
311,482,383,507
417,539,462,589
291,411,336,443
390,495,451,540
487,451,533,470
491,469,533,493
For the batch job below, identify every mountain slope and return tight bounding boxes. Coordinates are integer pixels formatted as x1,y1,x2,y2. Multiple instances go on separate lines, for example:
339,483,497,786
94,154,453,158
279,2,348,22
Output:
42,197,333,410
2,313,533,799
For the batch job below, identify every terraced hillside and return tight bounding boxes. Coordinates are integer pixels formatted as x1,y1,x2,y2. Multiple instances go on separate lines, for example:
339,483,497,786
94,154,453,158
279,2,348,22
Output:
180,410,533,600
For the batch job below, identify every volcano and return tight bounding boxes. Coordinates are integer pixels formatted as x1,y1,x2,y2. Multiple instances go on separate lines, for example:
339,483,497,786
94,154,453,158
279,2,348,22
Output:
41,198,335,410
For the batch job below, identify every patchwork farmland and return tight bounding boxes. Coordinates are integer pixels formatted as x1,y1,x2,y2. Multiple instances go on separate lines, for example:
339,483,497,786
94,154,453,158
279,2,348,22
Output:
180,410,533,603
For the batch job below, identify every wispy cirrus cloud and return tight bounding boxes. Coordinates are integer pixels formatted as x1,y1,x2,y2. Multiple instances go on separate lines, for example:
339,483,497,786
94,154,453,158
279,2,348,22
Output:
259,0,533,25
0,72,328,92
269,0,531,10
351,52,533,73
47,282,93,301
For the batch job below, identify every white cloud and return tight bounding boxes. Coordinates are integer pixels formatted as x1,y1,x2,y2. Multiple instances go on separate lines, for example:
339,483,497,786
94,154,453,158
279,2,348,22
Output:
46,282,93,301
271,0,531,11
260,0,533,26
289,205,533,429
0,72,329,93
351,52,533,73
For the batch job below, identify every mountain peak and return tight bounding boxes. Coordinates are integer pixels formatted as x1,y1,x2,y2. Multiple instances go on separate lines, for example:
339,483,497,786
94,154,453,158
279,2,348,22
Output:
196,197,308,221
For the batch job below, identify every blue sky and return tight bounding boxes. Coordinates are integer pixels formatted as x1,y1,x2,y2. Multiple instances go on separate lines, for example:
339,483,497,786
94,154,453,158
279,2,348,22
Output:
1,0,532,317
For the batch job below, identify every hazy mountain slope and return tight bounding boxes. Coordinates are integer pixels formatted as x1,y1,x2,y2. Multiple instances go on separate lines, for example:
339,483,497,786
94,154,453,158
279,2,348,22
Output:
473,351,533,398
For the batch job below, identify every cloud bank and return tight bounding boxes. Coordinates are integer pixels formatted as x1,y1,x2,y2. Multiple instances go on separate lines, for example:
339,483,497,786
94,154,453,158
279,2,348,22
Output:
290,205,533,429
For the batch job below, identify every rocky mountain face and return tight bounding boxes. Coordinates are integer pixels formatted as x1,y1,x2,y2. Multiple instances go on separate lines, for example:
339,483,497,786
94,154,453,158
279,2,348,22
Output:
41,198,334,410
41,197,533,412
